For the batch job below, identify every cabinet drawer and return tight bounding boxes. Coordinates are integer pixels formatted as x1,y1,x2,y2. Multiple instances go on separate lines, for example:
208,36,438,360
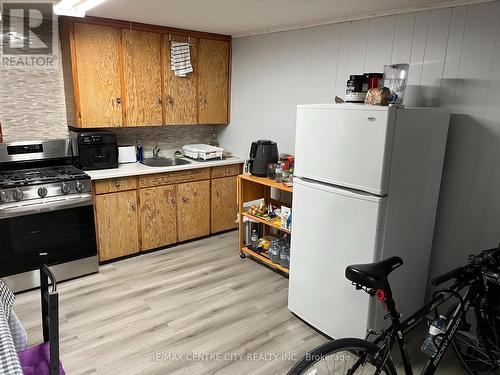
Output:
94,177,137,194
139,168,211,188
211,164,241,178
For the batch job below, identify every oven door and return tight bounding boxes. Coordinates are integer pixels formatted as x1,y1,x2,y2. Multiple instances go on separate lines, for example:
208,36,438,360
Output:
80,145,118,170
0,195,98,289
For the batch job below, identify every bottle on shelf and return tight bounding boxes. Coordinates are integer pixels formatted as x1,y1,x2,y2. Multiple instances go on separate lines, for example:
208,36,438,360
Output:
275,162,283,183
250,229,259,251
421,315,447,357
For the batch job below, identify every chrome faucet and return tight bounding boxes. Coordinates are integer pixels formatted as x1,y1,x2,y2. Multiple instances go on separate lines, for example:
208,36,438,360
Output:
152,144,161,159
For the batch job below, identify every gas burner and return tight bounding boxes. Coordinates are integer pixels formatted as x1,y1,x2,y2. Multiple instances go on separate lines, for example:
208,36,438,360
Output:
0,165,88,189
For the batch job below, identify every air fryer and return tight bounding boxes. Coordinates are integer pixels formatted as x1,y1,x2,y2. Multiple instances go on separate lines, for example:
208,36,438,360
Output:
248,140,279,177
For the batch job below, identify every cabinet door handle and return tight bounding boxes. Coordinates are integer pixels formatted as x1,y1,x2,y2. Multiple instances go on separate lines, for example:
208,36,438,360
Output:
157,98,162,105
115,181,121,188
367,117,376,121
167,96,174,106
182,197,189,203
130,203,137,211
225,167,230,175
171,197,176,204
116,97,122,105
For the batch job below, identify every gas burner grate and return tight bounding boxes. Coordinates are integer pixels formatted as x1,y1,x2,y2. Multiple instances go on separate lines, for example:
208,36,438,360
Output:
0,165,88,189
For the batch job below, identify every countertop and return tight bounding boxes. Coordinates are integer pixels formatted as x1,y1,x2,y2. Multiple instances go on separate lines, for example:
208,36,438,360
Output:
85,157,245,181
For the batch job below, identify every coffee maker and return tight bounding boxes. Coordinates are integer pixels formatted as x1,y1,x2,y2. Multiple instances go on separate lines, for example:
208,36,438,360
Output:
248,140,279,177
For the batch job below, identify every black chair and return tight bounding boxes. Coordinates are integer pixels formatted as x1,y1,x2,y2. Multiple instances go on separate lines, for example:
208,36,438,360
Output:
39,253,60,375
18,253,63,374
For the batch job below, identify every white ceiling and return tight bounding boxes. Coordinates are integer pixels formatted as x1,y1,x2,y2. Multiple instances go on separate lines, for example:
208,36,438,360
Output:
87,0,491,37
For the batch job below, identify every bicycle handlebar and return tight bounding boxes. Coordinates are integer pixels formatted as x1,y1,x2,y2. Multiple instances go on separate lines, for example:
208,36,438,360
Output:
431,245,500,287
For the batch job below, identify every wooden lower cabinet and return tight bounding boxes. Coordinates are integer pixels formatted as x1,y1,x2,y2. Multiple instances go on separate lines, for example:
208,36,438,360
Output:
211,176,238,233
176,180,210,241
139,185,177,251
95,190,140,261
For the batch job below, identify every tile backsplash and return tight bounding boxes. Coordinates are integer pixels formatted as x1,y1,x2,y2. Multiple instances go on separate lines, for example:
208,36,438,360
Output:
0,15,220,152
114,126,215,155
0,63,69,141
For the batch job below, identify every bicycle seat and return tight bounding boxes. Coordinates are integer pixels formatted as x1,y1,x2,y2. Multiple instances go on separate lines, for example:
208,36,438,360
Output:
345,256,403,289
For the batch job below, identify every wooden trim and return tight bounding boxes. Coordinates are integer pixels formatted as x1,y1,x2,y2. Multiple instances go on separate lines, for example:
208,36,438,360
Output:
136,177,143,252
237,176,244,253
119,27,127,126
227,38,232,124
59,16,231,41
160,32,166,125
238,174,293,193
195,37,200,125
65,21,82,127
91,182,102,261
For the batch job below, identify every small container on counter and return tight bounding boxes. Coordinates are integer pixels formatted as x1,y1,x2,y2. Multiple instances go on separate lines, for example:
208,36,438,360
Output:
136,139,144,162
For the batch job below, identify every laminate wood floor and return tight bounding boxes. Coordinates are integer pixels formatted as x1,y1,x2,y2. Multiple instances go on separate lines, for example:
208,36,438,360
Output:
14,231,464,375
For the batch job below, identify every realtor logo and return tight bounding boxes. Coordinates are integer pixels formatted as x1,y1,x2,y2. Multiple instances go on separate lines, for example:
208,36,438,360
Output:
1,1,57,68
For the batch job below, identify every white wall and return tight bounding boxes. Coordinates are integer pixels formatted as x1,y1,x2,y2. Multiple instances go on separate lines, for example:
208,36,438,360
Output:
219,1,500,285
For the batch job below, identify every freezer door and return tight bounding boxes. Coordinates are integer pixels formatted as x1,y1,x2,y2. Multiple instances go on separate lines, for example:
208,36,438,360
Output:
288,177,386,338
295,106,395,195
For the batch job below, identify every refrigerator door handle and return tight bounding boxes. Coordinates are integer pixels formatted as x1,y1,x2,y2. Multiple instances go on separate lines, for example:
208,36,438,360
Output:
295,177,385,202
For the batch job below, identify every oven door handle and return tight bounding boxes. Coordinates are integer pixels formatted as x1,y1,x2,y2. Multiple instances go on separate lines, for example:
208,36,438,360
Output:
0,194,93,219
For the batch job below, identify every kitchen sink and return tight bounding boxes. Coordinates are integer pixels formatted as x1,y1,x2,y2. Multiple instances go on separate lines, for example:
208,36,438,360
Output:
141,157,192,167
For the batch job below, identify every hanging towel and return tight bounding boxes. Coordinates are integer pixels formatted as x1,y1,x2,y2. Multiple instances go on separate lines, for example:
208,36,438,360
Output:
170,41,193,77
0,280,23,375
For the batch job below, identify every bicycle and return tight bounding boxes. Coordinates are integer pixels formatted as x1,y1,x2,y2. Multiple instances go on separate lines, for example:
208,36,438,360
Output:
288,245,500,375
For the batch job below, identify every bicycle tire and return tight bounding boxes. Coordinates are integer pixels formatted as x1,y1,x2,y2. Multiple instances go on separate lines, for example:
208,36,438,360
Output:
287,337,397,375
447,303,500,374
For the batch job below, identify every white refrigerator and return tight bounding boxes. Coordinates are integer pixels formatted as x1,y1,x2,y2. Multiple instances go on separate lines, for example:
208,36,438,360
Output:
288,104,450,339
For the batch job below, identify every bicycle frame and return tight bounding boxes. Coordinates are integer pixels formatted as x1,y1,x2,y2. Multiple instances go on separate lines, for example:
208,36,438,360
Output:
366,274,499,375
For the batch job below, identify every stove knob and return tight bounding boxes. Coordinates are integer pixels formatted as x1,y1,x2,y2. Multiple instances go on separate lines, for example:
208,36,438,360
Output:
61,183,71,195
38,186,48,198
0,191,7,202
13,188,24,201
75,181,85,193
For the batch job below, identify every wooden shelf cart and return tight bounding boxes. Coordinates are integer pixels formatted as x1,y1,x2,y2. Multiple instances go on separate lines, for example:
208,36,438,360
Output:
237,173,293,275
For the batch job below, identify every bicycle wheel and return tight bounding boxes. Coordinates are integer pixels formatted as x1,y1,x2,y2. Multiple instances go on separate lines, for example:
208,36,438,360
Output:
287,338,397,375
448,303,500,374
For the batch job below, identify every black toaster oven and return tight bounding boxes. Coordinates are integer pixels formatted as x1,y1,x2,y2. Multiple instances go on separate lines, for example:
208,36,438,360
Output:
71,131,118,170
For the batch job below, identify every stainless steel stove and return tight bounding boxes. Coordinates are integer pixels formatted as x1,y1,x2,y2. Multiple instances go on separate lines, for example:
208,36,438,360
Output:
0,139,98,292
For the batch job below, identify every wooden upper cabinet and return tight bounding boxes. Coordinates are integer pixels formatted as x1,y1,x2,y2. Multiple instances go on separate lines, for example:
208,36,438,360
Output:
72,23,123,127
163,35,198,125
198,39,230,125
122,29,163,126
60,17,230,128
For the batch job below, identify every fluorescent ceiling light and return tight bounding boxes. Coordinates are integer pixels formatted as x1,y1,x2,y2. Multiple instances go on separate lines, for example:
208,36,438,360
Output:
53,0,107,18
